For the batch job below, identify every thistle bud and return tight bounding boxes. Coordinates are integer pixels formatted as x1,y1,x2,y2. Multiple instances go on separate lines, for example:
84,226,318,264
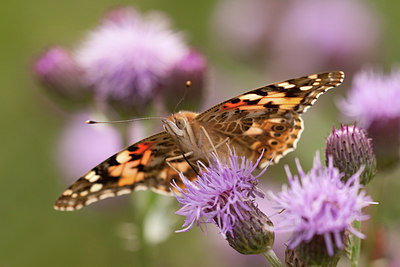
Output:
325,124,376,184
226,202,274,254
34,47,87,101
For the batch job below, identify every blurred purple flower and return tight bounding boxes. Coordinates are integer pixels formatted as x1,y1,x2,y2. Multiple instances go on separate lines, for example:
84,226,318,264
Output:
34,47,87,100
162,49,207,112
269,0,380,76
340,67,400,127
56,112,123,182
34,7,207,117
75,7,190,115
340,67,400,169
268,152,375,256
212,0,380,77
212,0,284,60
172,150,267,238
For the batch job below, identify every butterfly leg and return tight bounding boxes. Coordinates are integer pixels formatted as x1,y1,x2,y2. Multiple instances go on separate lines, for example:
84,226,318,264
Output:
200,126,221,158
214,137,230,149
165,151,194,174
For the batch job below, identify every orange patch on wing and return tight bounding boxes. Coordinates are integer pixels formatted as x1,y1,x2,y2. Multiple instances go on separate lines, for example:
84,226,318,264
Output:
220,101,243,111
259,97,302,105
268,92,286,97
129,159,141,168
109,165,124,177
132,142,152,155
140,150,152,165
279,104,298,109
118,168,138,186
238,105,265,111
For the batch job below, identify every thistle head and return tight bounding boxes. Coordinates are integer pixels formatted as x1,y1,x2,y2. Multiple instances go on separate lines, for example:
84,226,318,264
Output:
172,150,274,254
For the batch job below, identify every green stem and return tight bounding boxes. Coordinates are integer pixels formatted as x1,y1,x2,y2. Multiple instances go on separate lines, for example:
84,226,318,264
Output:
351,220,361,267
262,249,284,267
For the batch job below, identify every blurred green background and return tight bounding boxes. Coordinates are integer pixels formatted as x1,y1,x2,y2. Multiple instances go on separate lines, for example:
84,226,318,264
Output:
1,0,400,266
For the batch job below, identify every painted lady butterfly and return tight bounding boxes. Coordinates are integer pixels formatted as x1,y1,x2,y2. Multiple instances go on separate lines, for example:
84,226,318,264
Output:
55,71,344,211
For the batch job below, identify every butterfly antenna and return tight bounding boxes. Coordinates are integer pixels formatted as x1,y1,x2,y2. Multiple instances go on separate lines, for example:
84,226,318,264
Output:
172,80,192,114
173,132,200,177
86,117,164,124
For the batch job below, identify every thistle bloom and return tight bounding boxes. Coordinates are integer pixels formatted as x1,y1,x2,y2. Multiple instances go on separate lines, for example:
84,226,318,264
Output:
340,67,400,127
172,150,274,255
325,124,376,184
268,153,375,259
75,7,190,116
340,67,400,169
212,0,379,76
35,7,206,117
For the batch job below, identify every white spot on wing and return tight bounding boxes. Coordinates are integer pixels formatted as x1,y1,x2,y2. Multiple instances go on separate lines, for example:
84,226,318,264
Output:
244,127,264,136
277,82,295,89
116,189,132,196
134,185,148,191
85,197,98,206
90,183,103,192
116,150,131,164
99,192,115,200
63,189,73,196
240,93,263,101
299,85,313,91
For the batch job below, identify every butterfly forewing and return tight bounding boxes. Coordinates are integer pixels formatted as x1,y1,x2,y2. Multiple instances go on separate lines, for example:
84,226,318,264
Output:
196,71,344,166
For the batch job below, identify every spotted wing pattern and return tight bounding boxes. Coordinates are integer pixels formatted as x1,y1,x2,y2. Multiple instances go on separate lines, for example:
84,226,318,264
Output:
196,71,344,166
54,132,198,211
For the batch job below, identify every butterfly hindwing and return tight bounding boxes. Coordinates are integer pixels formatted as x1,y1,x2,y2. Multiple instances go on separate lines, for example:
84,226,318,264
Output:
54,132,199,211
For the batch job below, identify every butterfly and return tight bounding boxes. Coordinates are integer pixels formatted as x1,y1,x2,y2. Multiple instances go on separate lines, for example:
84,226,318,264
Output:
54,71,344,211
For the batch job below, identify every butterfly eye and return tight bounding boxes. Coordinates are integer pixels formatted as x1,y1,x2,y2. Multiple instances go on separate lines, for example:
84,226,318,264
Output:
176,118,186,129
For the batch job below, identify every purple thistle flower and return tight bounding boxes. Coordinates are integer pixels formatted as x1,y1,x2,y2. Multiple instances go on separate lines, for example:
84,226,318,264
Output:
34,47,87,100
172,150,266,237
268,152,375,258
172,150,275,255
340,67,400,127
75,7,190,116
340,67,400,169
